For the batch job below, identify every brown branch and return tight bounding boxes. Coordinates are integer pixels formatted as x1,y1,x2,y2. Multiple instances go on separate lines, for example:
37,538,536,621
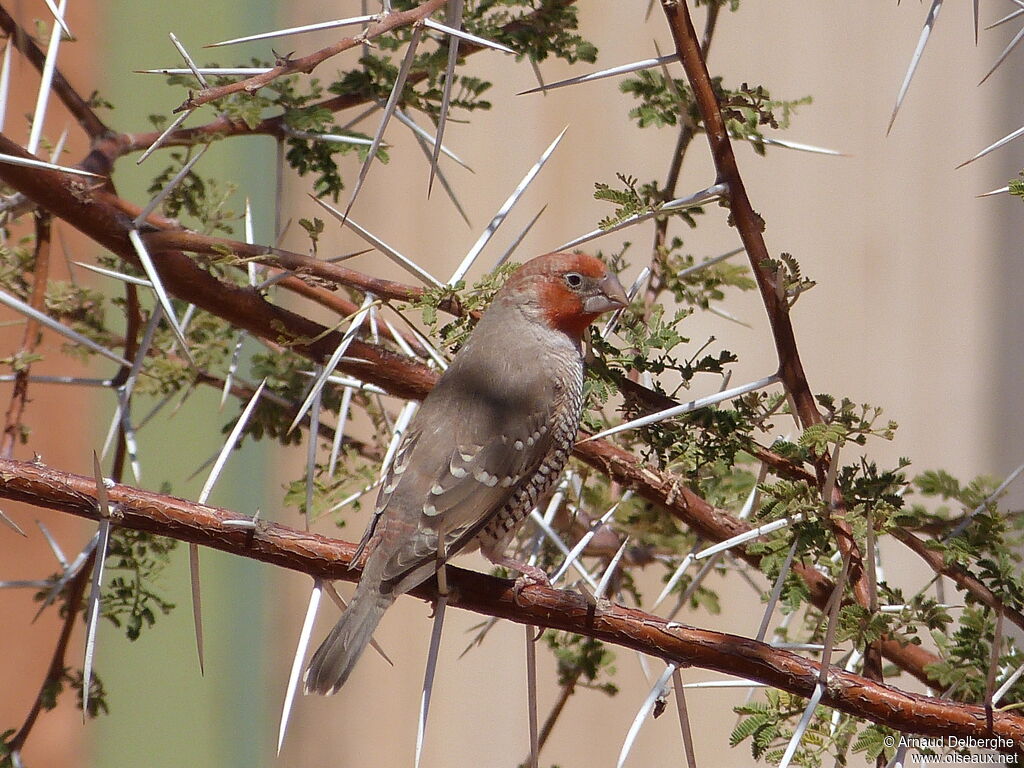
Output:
0,4,110,139
0,455,1020,746
659,0,883,682
174,0,448,113
8,547,95,754
892,528,1024,635
660,1,816,429
2,212,51,457
103,0,577,163
142,230,429,308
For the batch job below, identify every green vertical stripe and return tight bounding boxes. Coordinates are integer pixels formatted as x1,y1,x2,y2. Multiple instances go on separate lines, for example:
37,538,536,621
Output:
95,2,275,766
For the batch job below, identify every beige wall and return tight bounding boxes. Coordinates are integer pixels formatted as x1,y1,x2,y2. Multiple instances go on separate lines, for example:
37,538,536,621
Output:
277,2,1017,766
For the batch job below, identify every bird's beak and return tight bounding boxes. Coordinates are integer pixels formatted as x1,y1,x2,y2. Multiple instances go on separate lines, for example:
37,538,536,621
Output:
583,272,629,314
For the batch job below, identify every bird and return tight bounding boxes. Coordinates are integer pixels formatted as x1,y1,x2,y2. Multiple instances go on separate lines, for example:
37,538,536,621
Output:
304,251,628,695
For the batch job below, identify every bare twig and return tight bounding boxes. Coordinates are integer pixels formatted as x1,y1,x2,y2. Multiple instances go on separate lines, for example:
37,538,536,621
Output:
2,212,51,457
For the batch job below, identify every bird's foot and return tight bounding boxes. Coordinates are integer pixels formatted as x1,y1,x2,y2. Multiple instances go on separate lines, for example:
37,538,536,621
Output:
485,554,550,602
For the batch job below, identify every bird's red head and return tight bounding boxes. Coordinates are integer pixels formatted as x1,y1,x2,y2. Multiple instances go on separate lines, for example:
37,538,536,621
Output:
498,252,629,339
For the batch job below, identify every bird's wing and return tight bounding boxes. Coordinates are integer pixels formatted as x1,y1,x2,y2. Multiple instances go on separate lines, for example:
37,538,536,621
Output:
372,380,561,589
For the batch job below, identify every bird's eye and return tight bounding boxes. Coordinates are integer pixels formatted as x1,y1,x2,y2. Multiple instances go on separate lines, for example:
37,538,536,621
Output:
564,272,584,289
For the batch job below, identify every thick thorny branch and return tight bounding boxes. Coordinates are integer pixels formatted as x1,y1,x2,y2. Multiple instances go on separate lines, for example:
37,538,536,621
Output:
0,456,1020,748
659,0,883,681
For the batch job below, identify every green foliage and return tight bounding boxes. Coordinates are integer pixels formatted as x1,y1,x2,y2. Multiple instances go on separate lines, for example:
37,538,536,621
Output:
414,261,518,351
1009,172,1024,200
146,150,240,236
621,69,810,156
544,631,618,696
732,689,851,766
100,529,177,641
594,173,705,230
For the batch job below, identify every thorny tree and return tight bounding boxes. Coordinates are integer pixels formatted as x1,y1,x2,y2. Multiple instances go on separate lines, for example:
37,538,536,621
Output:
2,1,1024,766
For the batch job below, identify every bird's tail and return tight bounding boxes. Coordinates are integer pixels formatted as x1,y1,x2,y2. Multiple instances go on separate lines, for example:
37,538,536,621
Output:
304,582,394,695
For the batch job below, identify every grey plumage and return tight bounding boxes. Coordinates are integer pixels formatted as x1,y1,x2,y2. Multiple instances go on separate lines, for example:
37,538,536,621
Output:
304,252,627,695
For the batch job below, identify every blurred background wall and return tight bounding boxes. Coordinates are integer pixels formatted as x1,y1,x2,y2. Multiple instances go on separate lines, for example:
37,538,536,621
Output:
1,1,1022,766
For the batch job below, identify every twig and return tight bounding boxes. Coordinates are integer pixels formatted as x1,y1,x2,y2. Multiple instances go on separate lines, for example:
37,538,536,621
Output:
2,212,51,457
8,548,95,753
173,0,448,113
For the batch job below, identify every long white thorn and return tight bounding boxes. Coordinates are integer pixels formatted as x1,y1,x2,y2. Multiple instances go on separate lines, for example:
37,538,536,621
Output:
126,230,196,365
617,663,676,768
188,380,267,674
755,539,798,641
304,365,323,531
946,460,1024,539
696,514,806,561
200,381,267,504
757,136,845,156
651,542,701,610
0,288,129,365
392,107,472,170
404,117,472,225
343,24,424,221
671,669,698,768
42,0,72,38
449,127,568,285
137,67,272,76
595,537,629,600
310,196,442,287
75,262,152,287
422,17,515,54
83,452,111,719
37,521,67,565
992,660,1024,707
778,682,825,768
988,7,1024,30
328,387,355,477
887,0,943,135
493,204,547,271
428,0,465,197
0,152,102,178
168,32,209,87
0,508,25,536
136,112,191,165
525,624,539,768
958,123,1024,169
979,22,1024,85
0,39,12,133
279,580,323,754
134,146,209,227
288,296,374,434
188,542,205,673
206,15,377,48
581,374,780,443
519,54,678,95
555,183,726,252
27,0,68,155
528,509,598,588
550,503,619,584
415,593,447,768
283,126,375,147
